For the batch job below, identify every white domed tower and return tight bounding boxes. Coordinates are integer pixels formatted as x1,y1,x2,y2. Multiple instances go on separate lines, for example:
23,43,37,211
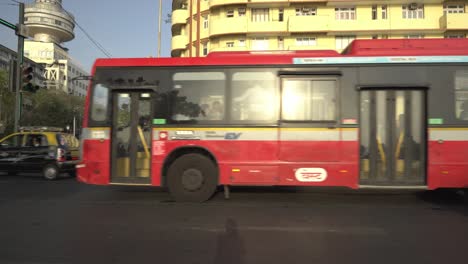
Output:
24,0,75,44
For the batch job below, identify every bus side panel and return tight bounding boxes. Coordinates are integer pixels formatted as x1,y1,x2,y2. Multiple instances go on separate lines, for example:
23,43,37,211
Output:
277,141,359,188
153,138,279,186
77,139,111,185
427,138,468,189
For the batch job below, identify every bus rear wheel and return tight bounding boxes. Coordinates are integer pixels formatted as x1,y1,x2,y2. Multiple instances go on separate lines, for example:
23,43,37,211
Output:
167,154,218,202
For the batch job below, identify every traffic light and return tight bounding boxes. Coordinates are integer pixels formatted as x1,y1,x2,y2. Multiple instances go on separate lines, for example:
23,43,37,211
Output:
22,66,36,93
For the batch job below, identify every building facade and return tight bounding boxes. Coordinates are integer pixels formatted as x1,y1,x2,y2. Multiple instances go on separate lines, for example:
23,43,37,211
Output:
0,44,46,91
24,41,88,97
23,0,88,97
171,0,468,57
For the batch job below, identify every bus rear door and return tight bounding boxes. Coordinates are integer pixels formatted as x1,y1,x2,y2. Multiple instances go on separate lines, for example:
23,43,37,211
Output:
359,88,426,187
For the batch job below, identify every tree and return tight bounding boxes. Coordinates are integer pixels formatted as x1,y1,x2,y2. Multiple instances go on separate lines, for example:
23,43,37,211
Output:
20,89,85,134
0,70,15,136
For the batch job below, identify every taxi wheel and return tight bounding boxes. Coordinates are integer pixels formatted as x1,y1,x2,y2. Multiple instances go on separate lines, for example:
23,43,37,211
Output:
43,164,59,180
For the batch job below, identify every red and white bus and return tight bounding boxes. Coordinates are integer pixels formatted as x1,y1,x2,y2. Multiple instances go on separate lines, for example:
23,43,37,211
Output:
77,39,468,202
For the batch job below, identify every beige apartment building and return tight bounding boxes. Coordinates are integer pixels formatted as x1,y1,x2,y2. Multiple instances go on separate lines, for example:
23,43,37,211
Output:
171,0,468,57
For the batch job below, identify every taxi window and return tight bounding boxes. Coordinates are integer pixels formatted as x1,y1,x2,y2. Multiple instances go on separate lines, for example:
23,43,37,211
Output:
25,135,48,147
0,134,23,148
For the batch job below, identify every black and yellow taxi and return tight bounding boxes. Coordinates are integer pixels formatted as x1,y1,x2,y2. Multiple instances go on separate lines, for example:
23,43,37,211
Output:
0,127,79,180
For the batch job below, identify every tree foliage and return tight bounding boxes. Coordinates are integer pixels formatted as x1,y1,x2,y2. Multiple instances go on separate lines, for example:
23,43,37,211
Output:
21,89,85,132
0,70,15,135
0,69,85,136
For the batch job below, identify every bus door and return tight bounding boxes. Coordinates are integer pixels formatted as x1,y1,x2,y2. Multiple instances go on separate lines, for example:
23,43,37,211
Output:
111,91,153,184
359,89,426,186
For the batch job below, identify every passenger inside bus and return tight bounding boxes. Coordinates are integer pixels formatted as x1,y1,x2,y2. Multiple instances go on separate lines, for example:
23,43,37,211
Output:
198,104,210,120
208,101,224,120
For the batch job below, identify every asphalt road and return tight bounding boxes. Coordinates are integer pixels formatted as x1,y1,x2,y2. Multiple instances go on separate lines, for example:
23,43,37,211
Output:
0,173,467,264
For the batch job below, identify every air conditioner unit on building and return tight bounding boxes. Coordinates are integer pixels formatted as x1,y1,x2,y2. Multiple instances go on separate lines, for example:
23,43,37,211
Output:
408,3,419,10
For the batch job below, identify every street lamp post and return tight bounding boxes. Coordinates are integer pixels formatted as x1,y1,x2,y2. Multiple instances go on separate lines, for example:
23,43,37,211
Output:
15,3,25,132
157,0,162,57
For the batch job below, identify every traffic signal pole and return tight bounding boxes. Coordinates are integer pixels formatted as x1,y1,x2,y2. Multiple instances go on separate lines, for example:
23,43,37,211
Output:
14,2,25,132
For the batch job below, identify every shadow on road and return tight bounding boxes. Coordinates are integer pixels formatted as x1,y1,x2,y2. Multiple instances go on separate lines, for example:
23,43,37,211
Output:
417,189,468,215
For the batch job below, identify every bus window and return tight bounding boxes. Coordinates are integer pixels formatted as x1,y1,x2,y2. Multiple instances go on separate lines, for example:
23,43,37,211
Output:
91,84,109,122
282,79,337,121
231,71,277,122
455,70,468,121
171,71,226,122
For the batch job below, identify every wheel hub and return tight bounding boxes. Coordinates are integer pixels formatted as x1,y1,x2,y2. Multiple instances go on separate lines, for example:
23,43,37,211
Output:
181,169,204,191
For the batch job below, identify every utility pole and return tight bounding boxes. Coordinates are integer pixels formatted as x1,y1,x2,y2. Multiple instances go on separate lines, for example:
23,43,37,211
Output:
157,0,162,57
14,2,26,132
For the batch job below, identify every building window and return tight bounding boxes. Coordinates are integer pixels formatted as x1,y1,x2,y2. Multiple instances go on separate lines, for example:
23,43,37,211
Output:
238,8,246,16
203,42,209,56
372,5,377,20
226,42,234,48
445,33,466,38
372,35,378,39
252,37,269,50
404,34,425,39
335,36,355,50
335,7,356,20
402,4,424,19
279,8,284,21
239,39,246,47
278,37,284,49
203,15,209,29
296,7,317,16
252,8,269,22
444,4,465,14
382,5,388,19
381,34,389,39
227,10,234,18
55,20,62,26
296,37,317,46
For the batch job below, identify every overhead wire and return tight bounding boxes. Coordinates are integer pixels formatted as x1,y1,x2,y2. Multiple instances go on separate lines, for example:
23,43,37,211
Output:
62,8,112,58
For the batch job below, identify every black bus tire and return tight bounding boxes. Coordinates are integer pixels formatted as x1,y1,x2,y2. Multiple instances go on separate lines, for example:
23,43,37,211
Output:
167,154,218,202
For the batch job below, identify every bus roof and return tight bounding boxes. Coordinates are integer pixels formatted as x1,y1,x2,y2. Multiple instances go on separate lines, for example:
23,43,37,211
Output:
344,38,468,56
93,38,468,68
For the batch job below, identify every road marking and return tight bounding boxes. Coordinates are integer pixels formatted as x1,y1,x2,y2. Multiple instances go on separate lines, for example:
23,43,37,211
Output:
183,226,386,235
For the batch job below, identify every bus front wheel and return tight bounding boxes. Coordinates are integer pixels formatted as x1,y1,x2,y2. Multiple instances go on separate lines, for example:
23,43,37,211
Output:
167,154,218,202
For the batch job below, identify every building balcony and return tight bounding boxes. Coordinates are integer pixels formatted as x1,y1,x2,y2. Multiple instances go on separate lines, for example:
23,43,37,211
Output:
172,35,189,51
289,16,329,32
172,9,189,26
328,18,441,34
247,21,288,34
210,17,247,36
209,0,247,8
440,13,468,30
210,17,288,36
210,46,249,52
210,0,286,6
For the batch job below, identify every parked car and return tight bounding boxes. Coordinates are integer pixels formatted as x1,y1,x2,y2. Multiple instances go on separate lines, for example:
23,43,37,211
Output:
0,127,79,180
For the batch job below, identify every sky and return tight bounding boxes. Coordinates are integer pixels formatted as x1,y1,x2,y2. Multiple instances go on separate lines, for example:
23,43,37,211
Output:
0,0,172,72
